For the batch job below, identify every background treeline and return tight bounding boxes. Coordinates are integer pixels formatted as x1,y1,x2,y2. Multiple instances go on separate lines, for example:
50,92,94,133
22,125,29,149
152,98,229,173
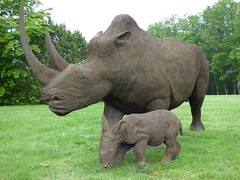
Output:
0,0,87,105
147,0,240,95
0,0,239,105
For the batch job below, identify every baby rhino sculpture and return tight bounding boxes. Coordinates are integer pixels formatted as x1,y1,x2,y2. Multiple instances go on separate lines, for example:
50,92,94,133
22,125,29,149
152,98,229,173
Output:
99,110,182,168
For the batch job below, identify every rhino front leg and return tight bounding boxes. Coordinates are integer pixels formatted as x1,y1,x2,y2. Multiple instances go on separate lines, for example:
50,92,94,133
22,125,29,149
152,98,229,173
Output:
134,138,149,166
103,103,127,164
110,143,134,165
103,103,124,126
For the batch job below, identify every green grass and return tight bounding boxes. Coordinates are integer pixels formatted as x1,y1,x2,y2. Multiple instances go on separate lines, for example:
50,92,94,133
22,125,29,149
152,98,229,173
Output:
0,95,239,180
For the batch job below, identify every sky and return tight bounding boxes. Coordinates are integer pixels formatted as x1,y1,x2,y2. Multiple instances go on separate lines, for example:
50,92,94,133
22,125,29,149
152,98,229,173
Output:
39,0,219,42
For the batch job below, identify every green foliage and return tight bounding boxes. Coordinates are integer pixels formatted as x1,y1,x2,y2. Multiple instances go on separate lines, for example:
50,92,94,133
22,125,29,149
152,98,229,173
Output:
147,0,240,95
202,0,240,94
0,96,240,179
0,0,87,105
147,14,203,46
0,0,48,105
47,19,88,64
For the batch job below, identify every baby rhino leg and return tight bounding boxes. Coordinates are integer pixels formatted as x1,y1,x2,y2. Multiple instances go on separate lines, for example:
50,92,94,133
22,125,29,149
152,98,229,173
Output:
173,141,181,160
134,138,149,166
161,137,181,163
111,143,134,165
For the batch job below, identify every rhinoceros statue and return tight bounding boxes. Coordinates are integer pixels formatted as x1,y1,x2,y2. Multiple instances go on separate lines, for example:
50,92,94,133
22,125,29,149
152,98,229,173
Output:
19,0,209,132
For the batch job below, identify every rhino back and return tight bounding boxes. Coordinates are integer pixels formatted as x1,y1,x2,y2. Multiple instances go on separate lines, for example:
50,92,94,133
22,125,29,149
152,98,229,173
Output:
104,34,203,114
123,110,175,145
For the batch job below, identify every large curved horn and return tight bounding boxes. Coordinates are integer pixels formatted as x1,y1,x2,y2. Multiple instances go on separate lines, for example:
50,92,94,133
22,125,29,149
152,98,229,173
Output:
45,30,69,71
19,0,58,86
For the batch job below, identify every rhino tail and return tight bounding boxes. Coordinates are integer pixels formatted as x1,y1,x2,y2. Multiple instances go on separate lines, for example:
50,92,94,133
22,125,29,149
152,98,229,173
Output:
179,126,183,136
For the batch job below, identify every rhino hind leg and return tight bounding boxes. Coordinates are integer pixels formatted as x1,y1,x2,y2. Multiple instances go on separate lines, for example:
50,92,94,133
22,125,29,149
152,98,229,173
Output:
189,102,205,131
172,141,181,160
189,93,205,131
189,63,209,131
161,139,180,163
189,84,208,130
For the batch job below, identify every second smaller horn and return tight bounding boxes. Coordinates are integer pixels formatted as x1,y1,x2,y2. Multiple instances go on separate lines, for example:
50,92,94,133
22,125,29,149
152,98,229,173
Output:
45,29,69,71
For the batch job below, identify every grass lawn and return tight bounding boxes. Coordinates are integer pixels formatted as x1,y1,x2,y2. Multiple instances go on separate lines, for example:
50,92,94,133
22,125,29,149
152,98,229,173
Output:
0,95,239,179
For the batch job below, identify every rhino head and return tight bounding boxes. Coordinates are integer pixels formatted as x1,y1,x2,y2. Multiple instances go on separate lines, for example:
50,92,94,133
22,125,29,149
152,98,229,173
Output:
19,0,136,116
99,115,126,168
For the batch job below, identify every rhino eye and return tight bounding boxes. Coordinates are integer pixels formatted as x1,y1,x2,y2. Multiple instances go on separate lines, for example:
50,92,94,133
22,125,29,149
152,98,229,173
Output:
50,95,62,101
78,75,89,83
80,75,88,80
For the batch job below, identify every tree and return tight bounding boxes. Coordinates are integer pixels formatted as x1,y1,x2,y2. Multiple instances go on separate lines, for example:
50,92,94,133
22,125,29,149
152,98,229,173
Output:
0,0,88,105
146,0,240,94
202,0,240,94
47,19,87,64
0,0,49,105
147,14,204,47
147,15,180,39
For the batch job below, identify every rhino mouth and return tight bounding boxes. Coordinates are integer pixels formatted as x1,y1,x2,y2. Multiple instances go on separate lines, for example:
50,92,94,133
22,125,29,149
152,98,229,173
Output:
49,106,70,116
42,92,71,116
102,161,111,168
45,97,71,116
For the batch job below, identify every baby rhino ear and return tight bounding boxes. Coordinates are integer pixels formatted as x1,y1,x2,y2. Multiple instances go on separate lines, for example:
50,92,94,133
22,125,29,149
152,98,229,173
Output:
112,120,127,133
102,115,110,133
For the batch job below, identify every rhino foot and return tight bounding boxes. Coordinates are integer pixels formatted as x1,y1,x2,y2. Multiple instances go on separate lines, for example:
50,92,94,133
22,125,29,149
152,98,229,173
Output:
190,121,205,131
137,160,147,166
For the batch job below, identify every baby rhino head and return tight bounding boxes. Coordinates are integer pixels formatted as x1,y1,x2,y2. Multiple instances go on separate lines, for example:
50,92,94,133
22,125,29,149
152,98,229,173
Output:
99,115,126,168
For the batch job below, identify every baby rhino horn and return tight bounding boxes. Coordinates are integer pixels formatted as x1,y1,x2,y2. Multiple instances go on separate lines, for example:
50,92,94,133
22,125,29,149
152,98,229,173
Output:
102,115,110,132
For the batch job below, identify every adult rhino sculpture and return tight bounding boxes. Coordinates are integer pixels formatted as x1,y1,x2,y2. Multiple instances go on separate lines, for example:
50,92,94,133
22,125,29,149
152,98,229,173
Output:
19,0,209,131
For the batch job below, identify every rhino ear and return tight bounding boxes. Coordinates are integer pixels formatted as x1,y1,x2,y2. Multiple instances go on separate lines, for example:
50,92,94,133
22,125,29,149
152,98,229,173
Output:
115,31,132,46
112,120,126,134
93,31,103,39
102,115,110,133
